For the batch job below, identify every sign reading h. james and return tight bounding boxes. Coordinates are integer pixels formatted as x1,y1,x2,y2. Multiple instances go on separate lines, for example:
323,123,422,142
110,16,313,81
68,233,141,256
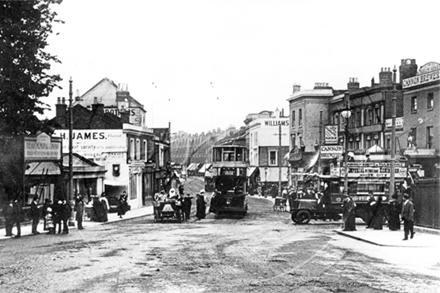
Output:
24,132,62,161
54,130,127,158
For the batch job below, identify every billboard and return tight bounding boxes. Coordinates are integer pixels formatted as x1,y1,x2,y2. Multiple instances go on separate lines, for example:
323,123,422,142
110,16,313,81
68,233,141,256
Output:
24,132,62,161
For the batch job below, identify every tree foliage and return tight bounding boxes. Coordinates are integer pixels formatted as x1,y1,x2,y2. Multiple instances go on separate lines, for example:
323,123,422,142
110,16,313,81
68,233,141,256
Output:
0,0,63,136
0,0,63,201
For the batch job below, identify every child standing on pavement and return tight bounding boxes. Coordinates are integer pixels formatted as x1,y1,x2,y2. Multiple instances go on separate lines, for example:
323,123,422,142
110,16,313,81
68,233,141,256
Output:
45,207,54,234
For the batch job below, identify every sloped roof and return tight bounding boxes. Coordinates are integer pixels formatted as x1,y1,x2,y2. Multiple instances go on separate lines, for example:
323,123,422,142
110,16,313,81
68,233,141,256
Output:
74,77,144,109
214,127,247,147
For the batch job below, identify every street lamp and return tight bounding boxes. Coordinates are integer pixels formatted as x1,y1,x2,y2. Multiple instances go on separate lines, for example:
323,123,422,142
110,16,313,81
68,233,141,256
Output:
264,167,268,198
340,110,352,194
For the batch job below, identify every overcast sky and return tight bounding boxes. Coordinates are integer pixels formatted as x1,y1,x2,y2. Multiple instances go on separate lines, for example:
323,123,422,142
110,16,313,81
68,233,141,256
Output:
44,0,440,134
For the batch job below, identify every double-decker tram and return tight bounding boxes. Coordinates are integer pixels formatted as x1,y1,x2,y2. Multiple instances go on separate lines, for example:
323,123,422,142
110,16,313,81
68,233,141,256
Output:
208,143,249,216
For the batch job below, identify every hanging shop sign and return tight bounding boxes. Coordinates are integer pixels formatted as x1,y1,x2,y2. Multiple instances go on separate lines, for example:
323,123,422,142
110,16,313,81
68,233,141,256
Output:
324,125,338,144
320,145,343,159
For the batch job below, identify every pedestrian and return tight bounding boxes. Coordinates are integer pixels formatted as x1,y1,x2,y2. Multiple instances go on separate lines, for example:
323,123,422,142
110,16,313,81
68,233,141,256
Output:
52,200,63,234
91,196,107,222
401,193,415,240
366,191,376,228
342,193,356,231
42,199,51,231
100,193,109,222
45,207,55,234
117,191,128,218
196,190,206,220
30,196,41,235
369,195,384,230
75,196,85,230
60,199,71,234
182,193,193,221
388,193,401,231
178,185,184,197
12,198,23,238
2,199,14,237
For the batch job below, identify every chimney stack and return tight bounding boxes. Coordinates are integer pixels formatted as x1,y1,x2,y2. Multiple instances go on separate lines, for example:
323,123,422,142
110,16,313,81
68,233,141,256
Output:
92,96,104,116
292,84,301,93
379,67,393,87
55,97,67,128
399,58,418,84
347,77,360,91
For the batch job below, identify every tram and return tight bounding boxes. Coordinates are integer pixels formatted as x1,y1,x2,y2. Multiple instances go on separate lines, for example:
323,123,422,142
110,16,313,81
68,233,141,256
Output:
208,141,249,216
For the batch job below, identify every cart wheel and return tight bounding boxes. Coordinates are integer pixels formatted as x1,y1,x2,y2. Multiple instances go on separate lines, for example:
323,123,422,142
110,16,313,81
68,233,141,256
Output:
291,212,298,223
296,210,311,224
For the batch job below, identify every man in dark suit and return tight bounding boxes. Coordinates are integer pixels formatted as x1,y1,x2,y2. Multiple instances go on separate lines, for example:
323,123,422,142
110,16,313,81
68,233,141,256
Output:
12,199,23,238
2,199,14,237
401,193,415,240
30,196,40,235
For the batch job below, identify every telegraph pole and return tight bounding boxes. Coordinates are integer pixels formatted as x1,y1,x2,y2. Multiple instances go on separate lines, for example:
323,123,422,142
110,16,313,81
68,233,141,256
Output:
278,124,282,196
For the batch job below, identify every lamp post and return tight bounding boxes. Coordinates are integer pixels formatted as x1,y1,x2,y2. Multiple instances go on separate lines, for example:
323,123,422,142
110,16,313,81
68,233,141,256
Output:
264,167,268,198
68,77,75,226
340,110,352,194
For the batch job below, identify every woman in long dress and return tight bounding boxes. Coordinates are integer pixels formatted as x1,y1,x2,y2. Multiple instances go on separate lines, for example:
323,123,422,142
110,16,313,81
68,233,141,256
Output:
196,190,206,220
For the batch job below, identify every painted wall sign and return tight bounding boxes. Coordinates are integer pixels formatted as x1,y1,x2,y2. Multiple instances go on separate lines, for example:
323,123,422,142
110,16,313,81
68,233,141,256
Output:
403,62,440,88
24,133,62,161
263,119,289,127
54,129,126,158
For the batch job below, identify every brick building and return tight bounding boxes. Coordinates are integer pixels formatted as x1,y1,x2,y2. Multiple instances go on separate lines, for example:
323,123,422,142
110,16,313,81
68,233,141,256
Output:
50,78,171,208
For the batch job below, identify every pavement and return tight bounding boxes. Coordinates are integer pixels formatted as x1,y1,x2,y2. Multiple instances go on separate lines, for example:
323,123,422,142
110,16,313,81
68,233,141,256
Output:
2,196,439,248
0,205,155,241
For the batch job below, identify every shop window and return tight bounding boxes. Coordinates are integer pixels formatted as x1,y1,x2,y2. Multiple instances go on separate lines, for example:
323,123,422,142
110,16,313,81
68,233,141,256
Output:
374,106,381,124
299,109,302,127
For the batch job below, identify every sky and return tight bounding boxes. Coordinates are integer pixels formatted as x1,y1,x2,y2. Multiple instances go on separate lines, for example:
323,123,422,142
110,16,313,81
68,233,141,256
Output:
43,0,440,134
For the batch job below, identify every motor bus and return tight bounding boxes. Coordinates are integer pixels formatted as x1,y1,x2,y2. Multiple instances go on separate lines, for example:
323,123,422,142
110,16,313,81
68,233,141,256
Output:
290,158,408,224
208,144,249,216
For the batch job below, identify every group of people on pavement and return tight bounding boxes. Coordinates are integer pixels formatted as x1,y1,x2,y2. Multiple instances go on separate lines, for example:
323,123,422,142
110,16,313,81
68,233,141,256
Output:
2,190,131,238
2,196,72,238
341,190,416,241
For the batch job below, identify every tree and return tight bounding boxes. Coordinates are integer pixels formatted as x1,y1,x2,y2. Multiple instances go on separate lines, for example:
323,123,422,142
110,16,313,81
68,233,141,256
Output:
0,0,63,201
0,0,63,136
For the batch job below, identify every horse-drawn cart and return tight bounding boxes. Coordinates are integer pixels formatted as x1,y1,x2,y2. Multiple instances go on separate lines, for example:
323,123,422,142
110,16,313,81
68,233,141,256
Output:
154,200,183,223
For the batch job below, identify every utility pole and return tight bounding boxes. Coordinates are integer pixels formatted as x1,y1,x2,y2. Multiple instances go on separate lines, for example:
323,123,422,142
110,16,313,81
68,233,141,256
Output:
278,124,282,196
390,67,397,197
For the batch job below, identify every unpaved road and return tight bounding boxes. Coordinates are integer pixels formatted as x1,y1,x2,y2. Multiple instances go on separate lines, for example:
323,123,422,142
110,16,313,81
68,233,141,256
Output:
1,195,439,293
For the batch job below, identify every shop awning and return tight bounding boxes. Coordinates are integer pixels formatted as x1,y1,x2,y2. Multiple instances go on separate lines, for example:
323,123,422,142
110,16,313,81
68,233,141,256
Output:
366,144,385,154
104,179,127,186
25,162,61,175
290,151,320,171
247,166,259,177
198,163,212,173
